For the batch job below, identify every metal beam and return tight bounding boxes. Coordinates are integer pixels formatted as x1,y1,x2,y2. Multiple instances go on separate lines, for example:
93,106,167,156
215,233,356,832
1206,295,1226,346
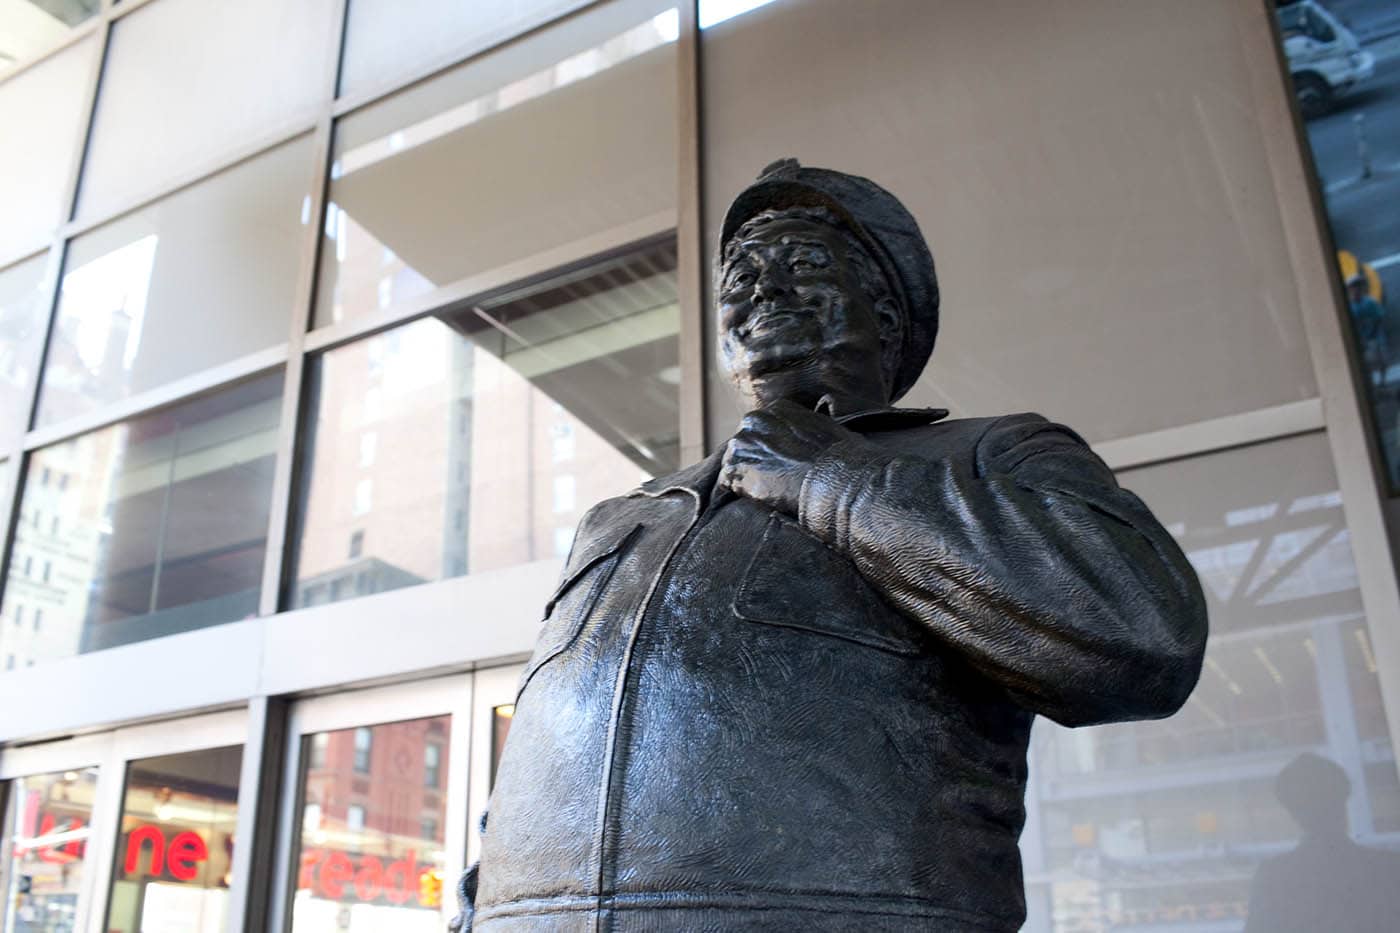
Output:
676,0,708,464
226,696,290,933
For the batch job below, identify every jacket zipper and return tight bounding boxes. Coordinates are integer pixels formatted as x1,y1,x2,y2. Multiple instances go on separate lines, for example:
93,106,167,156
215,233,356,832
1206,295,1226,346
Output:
589,489,706,932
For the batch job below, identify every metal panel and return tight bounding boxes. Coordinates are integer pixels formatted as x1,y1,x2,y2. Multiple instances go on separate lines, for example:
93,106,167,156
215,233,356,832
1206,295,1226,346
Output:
0,731,114,780
20,343,289,452
1093,397,1325,471
0,621,263,743
226,696,289,932
258,557,549,696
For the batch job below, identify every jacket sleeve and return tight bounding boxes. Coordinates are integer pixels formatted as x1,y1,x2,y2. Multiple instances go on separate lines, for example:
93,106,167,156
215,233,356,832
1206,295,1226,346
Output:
796,412,1208,727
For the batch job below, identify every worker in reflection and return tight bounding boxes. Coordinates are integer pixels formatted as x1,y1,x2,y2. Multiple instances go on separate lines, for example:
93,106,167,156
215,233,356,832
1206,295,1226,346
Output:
1346,273,1390,387
1245,752,1400,932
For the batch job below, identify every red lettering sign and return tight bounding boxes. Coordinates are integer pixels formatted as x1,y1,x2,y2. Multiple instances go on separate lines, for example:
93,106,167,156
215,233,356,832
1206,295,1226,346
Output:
122,825,210,882
167,832,207,882
16,792,87,863
299,847,435,907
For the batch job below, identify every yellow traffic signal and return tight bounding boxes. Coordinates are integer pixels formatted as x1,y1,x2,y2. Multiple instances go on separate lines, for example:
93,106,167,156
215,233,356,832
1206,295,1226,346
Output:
418,868,443,908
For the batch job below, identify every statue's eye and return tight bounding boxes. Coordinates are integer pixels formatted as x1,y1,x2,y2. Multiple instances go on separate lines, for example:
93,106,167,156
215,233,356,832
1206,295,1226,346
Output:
790,259,817,274
729,271,756,289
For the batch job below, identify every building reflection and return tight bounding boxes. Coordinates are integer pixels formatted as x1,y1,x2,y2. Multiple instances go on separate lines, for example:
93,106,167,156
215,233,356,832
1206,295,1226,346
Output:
293,717,450,931
293,241,680,608
1024,433,1400,931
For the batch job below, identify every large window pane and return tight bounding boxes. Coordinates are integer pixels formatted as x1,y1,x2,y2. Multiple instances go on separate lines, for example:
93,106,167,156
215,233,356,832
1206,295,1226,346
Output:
39,137,311,428
76,0,336,221
105,746,243,933
316,0,676,329
0,254,50,443
0,2,99,78
1022,433,1400,932
339,0,589,98
291,716,451,931
0,767,99,932
0,36,96,261
702,0,1320,443
1278,3,1400,489
0,371,282,667
293,242,679,607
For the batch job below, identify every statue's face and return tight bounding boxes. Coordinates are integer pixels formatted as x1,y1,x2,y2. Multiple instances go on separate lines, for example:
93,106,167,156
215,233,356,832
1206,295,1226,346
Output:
718,217,895,412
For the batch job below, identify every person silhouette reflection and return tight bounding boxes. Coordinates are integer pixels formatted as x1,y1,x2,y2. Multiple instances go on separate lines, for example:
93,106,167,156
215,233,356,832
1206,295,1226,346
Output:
1245,752,1400,932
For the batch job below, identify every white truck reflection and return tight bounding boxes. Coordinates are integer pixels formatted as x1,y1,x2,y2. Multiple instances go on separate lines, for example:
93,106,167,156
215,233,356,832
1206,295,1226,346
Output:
1277,0,1376,117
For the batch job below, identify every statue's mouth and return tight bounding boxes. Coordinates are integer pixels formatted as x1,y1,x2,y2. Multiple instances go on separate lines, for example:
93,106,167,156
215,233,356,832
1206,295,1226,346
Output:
739,308,807,341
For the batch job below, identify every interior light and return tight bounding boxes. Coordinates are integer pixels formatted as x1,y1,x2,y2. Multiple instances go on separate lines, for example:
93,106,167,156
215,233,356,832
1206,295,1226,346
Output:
1189,695,1227,728
1205,657,1244,696
153,787,175,822
1354,627,1378,674
1252,646,1285,685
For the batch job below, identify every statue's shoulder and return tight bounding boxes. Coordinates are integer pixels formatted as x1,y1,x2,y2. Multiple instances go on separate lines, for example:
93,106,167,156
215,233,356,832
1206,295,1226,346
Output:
867,413,1007,460
874,411,1091,470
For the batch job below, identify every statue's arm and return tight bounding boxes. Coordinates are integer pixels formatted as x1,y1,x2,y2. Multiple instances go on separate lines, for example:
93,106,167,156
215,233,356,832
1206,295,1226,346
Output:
796,412,1207,726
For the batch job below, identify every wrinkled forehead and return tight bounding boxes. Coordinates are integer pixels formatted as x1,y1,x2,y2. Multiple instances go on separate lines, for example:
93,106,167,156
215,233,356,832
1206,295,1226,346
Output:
724,214,847,266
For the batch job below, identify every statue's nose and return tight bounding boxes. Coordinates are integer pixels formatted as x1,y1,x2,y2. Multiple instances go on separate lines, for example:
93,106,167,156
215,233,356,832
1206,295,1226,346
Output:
753,267,791,302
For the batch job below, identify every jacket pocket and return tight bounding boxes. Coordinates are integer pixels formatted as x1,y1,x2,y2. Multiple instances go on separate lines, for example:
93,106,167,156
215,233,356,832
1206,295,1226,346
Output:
732,513,921,656
518,522,642,696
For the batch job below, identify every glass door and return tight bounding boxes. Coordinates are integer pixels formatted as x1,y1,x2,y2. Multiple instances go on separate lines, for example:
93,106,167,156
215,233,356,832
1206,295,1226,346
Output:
0,733,112,933
270,675,472,932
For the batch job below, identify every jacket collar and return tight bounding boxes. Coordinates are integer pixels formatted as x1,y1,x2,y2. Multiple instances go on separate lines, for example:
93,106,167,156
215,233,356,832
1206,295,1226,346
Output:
632,406,949,501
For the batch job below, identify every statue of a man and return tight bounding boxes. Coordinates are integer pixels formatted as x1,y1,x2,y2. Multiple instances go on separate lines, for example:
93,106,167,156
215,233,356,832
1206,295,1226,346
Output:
459,160,1208,931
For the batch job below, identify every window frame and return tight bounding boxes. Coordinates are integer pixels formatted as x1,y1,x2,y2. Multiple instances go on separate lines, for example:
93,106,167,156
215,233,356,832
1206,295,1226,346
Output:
467,664,524,865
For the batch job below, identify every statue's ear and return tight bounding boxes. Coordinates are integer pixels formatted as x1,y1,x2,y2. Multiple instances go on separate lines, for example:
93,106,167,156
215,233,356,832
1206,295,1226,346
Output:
875,296,904,394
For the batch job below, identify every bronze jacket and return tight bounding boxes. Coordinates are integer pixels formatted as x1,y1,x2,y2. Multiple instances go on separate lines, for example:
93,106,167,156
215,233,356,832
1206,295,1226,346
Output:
469,410,1207,932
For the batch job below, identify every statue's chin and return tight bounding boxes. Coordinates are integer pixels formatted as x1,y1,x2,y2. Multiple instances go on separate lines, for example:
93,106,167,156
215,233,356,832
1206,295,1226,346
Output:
737,361,827,410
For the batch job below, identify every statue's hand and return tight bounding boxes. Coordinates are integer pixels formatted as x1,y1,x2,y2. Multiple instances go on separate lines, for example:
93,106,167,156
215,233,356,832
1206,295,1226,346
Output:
718,399,857,515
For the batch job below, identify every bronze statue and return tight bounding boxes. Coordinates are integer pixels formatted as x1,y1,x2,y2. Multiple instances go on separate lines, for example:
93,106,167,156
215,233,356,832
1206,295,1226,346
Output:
457,160,1208,931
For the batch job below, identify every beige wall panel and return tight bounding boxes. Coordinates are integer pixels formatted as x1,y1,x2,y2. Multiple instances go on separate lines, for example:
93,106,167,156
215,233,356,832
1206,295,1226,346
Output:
702,0,1318,443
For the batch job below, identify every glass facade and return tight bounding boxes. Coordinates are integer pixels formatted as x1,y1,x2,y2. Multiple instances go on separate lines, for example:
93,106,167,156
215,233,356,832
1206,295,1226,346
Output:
291,716,451,932
105,746,243,933
700,0,1323,443
338,0,587,98
1024,432,1399,931
39,137,311,428
0,2,99,80
0,255,49,446
0,2,1397,932
76,0,337,221
0,767,98,932
292,240,679,606
1282,0,1400,490
0,35,96,262
0,371,282,667
316,0,677,329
